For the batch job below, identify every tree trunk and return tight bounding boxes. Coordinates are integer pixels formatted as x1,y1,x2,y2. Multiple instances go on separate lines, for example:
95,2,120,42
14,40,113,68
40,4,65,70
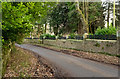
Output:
53,24,59,36
78,21,83,35
44,23,47,34
85,0,89,32
83,0,85,14
75,0,89,34
113,0,115,27
107,3,110,27
37,24,40,38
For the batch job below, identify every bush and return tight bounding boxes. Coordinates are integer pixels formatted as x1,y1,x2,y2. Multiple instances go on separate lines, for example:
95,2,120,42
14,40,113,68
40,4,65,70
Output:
44,34,51,38
49,35,56,39
40,34,56,39
88,33,93,35
57,35,62,38
68,33,76,39
95,26,116,35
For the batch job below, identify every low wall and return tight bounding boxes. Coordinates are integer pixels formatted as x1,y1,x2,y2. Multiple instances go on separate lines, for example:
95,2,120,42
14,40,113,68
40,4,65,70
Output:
43,39,119,55
24,39,42,44
24,39,119,55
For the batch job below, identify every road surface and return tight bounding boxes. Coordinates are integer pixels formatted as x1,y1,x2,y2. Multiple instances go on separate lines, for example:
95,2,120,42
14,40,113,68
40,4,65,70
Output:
16,44,119,77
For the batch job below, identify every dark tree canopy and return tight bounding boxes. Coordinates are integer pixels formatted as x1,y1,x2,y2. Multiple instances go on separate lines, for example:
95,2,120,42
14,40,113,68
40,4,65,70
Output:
48,2,105,35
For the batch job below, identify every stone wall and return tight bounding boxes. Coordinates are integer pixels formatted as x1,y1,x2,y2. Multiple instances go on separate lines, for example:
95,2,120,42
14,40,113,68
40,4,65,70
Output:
117,29,120,55
24,39,119,55
43,39,119,55
24,39,42,44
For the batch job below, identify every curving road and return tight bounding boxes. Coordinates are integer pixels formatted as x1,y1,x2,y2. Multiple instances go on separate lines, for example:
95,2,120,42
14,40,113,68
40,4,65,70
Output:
16,44,119,77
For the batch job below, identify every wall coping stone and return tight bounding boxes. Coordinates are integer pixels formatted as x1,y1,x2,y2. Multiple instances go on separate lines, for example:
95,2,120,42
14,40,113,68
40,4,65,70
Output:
86,39,117,42
44,39,117,42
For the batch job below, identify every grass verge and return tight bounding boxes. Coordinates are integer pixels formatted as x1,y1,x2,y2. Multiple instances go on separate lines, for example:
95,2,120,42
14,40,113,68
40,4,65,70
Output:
4,46,54,77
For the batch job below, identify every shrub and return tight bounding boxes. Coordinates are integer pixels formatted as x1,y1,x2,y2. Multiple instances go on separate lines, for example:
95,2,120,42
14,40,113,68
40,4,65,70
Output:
50,35,56,39
57,35,62,38
40,34,56,39
68,33,76,39
88,33,93,35
95,26,116,35
44,34,51,38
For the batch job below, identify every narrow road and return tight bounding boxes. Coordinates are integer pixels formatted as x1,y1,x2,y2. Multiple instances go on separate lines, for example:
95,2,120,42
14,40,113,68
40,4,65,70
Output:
16,44,119,77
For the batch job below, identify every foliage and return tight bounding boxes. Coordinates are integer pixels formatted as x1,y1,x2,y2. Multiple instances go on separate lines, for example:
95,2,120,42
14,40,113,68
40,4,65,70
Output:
31,2,56,24
2,2,55,76
88,2,105,33
68,33,76,39
31,2,56,35
88,33,93,35
48,2,79,35
48,2,105,35
116,1,120,27
95,26,117,35
40,34,56,39
2,2,55,44
2,2,34,44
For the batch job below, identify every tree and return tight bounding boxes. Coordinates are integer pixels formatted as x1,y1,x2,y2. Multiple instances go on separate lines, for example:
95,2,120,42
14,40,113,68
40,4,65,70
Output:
103,0,119,28
113,0,115,27
88,2,105,33
2,2,34,44
2,2,56,43
2,2,35,76
48,2,105,35
34,2,56,35
107,2,110,27
48,2,80,35
115,1,120,28
75,0,89,34
23,2,56,37
48,2,69,35
1,2,56,76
